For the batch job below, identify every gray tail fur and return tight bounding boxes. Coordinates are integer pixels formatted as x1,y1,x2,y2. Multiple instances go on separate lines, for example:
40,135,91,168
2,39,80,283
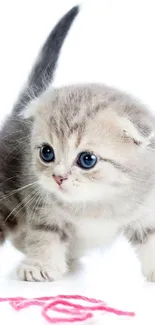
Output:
14,5,79,114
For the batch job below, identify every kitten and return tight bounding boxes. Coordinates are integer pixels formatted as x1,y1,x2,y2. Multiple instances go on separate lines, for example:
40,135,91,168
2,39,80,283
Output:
1,7,155,283
1,80,155,282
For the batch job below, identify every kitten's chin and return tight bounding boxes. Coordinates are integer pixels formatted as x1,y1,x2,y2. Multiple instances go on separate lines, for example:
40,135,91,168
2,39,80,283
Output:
53,186,103,204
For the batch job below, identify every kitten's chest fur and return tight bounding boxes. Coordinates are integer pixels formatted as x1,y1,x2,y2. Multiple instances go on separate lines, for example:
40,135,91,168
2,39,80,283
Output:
38,190,155,254
40,198,122,254
74,217,120,255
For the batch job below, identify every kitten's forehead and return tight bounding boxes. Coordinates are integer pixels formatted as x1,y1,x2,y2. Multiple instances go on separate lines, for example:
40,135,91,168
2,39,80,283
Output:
34,83,154,147
37,84,119,138
48,111,122,155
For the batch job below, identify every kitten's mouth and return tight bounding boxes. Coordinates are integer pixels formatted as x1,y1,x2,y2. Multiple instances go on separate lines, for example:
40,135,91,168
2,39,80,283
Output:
57,184,71,197
58,184,67,192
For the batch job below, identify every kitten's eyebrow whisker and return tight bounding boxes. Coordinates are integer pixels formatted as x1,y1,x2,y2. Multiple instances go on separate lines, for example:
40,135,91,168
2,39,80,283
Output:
0,131,29,142
0,132,43,147
2,133,48,165
6,117,32,124
2,134,43,163
3,136,31,163
0,136,31,152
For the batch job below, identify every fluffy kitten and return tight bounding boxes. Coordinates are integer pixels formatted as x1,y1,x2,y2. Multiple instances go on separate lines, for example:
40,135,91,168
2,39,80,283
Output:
1,80,155,282
1,7,155,283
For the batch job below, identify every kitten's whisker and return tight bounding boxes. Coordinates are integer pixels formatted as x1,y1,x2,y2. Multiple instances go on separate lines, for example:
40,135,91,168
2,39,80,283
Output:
0,174,37,185
7,116,31,122
10,190,40,225
5,188,38,222
2,134,44,161
0,176,19,186
3,137,31,162
44,192,49,216
29,191,45,225
0,181,38,202
30,193,41,223
0,131,30,142
22,191,41,224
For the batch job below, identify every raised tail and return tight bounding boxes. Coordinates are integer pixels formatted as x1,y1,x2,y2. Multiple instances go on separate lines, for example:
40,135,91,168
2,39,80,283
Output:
14,6,79,114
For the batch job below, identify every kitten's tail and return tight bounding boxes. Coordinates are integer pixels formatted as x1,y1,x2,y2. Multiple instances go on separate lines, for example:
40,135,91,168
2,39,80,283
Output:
14,5,79,113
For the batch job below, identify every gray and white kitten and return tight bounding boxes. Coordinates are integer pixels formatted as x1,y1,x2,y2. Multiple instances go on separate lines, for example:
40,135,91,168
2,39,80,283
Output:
1,82,155,282
1,10,155,283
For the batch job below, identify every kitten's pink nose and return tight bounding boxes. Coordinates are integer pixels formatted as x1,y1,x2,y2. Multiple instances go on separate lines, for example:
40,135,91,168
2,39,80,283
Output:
53,175,67,186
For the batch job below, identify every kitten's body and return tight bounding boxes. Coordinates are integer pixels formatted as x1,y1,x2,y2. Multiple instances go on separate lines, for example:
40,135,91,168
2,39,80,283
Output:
1,7,155,282
1,82,155,281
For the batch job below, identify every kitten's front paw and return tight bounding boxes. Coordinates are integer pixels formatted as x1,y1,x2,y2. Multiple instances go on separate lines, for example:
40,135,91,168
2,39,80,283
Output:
17,259,67,282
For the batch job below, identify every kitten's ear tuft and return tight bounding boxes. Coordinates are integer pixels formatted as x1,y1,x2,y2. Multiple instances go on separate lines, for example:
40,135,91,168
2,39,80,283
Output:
120,117,154,146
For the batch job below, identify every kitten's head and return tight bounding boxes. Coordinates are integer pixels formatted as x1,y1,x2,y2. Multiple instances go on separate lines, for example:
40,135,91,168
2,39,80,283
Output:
23,84,155,204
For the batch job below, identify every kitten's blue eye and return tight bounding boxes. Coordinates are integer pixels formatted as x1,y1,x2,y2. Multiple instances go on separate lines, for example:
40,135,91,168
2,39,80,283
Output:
40,144,55,163
77,152,97,169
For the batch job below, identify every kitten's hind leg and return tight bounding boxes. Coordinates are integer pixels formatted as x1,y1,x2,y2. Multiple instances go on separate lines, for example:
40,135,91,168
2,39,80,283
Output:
136,233,155,282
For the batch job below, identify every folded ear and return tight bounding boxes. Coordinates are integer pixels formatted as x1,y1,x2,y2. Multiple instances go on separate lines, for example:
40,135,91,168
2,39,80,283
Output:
119,117,154,146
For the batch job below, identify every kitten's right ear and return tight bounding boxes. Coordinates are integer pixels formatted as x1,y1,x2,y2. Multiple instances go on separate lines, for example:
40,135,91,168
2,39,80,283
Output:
14,5,79,116
119,117,154,146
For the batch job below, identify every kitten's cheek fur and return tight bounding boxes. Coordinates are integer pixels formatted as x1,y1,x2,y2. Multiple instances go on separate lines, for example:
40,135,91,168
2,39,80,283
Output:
39,174,58,193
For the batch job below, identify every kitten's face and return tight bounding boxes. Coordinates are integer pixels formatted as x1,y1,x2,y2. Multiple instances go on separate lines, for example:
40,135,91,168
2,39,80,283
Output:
28,85,154,204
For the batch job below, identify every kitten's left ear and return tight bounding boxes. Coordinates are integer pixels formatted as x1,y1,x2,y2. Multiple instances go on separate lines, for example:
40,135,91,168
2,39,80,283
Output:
120,117,154,146
20,97,40,119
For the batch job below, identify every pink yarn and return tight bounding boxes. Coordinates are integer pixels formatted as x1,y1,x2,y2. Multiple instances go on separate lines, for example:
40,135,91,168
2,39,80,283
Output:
0,294,135,323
